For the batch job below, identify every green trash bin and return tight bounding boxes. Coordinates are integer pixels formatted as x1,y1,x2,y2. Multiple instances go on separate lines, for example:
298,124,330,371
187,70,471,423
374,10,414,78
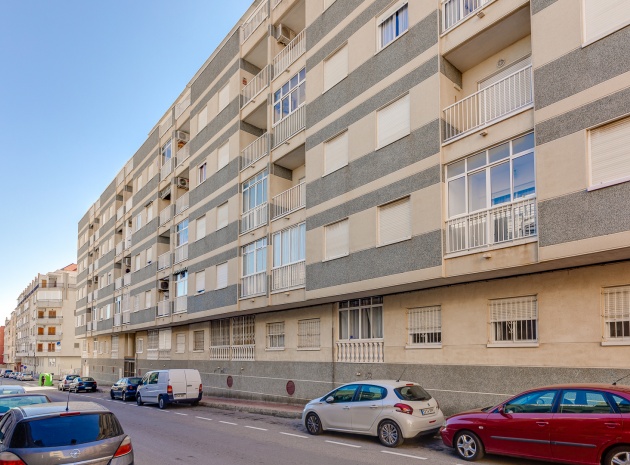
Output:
44,373,53,386
38,373,46,386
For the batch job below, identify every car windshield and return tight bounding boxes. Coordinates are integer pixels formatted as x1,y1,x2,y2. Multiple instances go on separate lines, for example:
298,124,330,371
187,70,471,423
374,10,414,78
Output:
10,413,123,448
127,378,141,384
394,385,432,401
0,396,49,414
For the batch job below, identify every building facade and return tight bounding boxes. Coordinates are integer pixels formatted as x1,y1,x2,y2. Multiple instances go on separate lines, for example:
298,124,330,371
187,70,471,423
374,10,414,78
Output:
75,0,630,413
4,313,16,371
13,265,80,377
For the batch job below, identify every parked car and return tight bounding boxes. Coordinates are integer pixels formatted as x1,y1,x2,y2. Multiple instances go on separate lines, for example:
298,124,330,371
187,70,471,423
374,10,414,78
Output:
0,369,12,377
0,401,133,464
0,393,51,418
136,369,202,409
110,377,142,402
8,372,18,379
14,373,23,381
58,374,78,391
302,380,444,447
0,386,25,395
19,373,34,381
440,383,630,464
69,376,98,393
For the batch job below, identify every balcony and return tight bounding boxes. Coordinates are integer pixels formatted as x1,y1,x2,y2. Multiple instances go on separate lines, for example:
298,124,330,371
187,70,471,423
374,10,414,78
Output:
241,203,268,234
174,295,187,314
147,349,158,360
442,0,490,31
241,133,269,171
273,29,305,76
37,317,63,325
115,277,122,290
125,198,133,214
123,274,131,287
271,182,305,220
175,91,191,119
336,340,384,363
161,158,173,181
209,345,255,361
176,144,190,167
273,105,305,147
241,0,268,43
122,297,130,312
445,196,537,254
443,65,533,143
115,241,123,256
271,260,305,292
157,300,171,318
36,299,62,308
240,271,267,298
117,205,125,221
159,205,172,226
159,114,173,138
175,192,189,215
174,244,188,264
124,235,132,250
113,314,121,327
158,252,171,271
36,334,60,342
242,65,271,109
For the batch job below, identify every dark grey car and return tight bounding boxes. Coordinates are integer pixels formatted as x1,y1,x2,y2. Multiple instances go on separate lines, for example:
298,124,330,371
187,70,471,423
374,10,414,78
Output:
0,401,134,464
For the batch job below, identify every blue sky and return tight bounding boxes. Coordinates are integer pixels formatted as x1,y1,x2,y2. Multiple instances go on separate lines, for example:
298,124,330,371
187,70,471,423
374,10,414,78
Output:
0,0,253,321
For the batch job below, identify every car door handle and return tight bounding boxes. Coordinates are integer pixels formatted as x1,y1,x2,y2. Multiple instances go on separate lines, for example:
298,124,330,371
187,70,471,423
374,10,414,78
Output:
605,422,620,428
536,421,549,427
369,405,379,409
342,406,350,410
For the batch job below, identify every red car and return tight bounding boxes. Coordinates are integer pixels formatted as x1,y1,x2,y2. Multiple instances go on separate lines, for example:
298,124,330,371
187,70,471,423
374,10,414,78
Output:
440,384,630,464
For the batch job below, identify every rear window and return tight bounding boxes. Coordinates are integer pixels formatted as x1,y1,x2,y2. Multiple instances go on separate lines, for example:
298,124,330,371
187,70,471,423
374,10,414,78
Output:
394,385,432,401
10,413,123,448
127,378,142,384
82,377,95,382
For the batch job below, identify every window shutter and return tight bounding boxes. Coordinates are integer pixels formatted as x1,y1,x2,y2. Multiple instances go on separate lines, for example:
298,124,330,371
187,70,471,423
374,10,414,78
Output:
176,334,185,353
584,0,630,43
324,131,348,175
218,141,230,170
377,94,410,148
196,270,206,293
324,44,348,91
325,219,349,259
217,203,229,229
590,116,630,186
216,263,228,289
197,107,207,133
218,84,229,112
196,215,206,240
379,197,411,245
490,296,537,322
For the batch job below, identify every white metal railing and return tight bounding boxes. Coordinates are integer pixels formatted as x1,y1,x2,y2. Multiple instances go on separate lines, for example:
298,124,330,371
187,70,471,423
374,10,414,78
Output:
174,244,188,264
336,340,384,363
241,132,269,170
175,92,191,119
443,0,490,31
125,198,133,214
174,295,187,313
161,158,173,180
273,105,305,147
94,229,100,241
147,349,158,360
87,293,93,303
124,234,132,250
242,65,271,108
273,29,306,76
159,205,172,226
122,297,129,312
159,349,171,360
176,192,189,215
443,65,533,142
232,345,255,361
209,346,231,360
446,197,537,254
176,144,190,166
157,300,171,317
122,311,130,324
115,241,123,256
271,260,305,292
271,182,305,219
88,264,93,274
123,274,131,287
241,203,268,233
159,114,173,138
93,289,99,300
92,320,98,331
158,252,171,271
273,0,282,7
241,0,268,43
115,277,122,290
240,271,267,298
117,205,125,221
94,258,99,270
87,321,92,331
114,314,121,327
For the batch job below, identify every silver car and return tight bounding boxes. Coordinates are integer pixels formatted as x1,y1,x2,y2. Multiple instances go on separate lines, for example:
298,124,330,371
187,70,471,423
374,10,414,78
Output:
0,401,133,464
302,380,444,447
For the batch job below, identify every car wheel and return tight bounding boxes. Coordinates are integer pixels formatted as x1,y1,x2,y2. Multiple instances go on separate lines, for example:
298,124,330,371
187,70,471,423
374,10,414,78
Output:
158,395,166,410
110,390,115,399
121,390,127,402
58,384,62,391
378,420,403,447
604,446,630,465
305,412,322,435
136,394,143,406
455,431,485,461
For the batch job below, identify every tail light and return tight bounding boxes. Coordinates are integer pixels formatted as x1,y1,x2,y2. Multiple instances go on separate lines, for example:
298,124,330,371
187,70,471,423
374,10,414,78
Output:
113,436,133,458
0,452,26,465
394,403,413,415
199,384,203,394
79,383,84,387
128,386,135,391
167,385,173,395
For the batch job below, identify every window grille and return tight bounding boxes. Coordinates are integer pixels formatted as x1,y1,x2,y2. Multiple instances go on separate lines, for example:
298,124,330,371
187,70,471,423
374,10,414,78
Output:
210,319,230,346
159,329,172,350
232,315,255,346
266,322,285,349
176,333,185,353
489,296,537,343
408,306,442,346
298,319,320,349
147,330,159,351
603,286,630,341
193,330,205,351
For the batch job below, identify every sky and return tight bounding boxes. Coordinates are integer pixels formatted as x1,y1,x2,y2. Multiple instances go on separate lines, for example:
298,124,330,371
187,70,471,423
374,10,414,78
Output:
0,0,253,322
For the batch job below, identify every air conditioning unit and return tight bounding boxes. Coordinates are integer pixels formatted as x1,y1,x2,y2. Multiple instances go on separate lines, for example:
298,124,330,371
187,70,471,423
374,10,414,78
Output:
175,130,189,142
275,24,296,45
123,257,131,266
176,178,189,189
159,281,169,290
93,276,99,283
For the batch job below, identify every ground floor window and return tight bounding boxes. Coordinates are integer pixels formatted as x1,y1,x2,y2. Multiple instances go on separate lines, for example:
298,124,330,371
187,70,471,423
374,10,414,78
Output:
298,319,320,349
489,295,537,344
408,306,441,347
603,285,630,343
338,296,383,340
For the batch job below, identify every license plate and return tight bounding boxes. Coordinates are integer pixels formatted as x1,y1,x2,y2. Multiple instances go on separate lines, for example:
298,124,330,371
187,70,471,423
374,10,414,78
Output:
421,407,435,415
174,393,185,398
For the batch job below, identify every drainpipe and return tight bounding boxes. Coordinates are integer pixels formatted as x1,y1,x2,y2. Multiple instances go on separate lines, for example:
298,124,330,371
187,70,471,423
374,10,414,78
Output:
331,303,335,389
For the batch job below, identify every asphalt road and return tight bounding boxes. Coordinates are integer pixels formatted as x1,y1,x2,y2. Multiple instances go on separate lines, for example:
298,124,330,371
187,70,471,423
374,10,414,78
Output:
13,381,546,465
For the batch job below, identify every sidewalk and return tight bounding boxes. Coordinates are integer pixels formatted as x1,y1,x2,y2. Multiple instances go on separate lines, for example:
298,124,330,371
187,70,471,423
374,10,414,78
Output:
199,395,304,419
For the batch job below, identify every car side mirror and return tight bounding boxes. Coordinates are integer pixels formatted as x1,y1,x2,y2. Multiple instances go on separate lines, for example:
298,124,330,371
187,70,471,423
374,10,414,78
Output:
325,396,334,404
138,380,143,386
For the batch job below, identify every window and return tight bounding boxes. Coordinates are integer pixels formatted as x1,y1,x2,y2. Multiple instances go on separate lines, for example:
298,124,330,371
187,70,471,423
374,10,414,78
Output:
176,219,189,247
196,215,206,240
232,315,255,346
217,202,229,230
324,44,348,92
195,270,205,294
146,247,153,265
135,213,143,231
198,163,207,184
298,318,320,349
408,306,441,346
489,296,538,345
589,116,630,189
377,94,410,148
242,169,268,215
135,254,141,271
161,139,172,165
324,131,348,175
339,296,383,340
111,335,119,358
330,384,359,403
175,271,188,298
218,83,230,112
176,334,185,354
325,219,349,260
217,141,229,171
145,290,152,309
273,68,306,124
158,329,171,350
136,338,143,354
242,238,267,276
273,223,306,268
216,262,228,289
559,390,612,414
378,197,411,245
583,0,630,44
193,330,205,351
211,319,230,347
603,285,630,343
504,390,557,414
378,2,408,49
266,322,285,349
197,106,208,133
357,385,386,401
136,172,144,191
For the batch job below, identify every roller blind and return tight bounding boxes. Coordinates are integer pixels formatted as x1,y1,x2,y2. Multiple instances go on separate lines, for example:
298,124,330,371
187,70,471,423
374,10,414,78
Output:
324,131,348,175
590,116,630,186
216,263,228,289
325,219,349,259
379,197,411,245
584,0,630,43
196,270,205,293
218,84,229,112
196,215,206,240
197,107,207,133
377,94,410,148
324,44,348,91
217,203,229,229
218,141,230,170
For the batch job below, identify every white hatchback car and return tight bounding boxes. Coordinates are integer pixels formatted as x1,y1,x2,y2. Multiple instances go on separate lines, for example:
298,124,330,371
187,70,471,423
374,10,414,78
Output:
302,380,444,447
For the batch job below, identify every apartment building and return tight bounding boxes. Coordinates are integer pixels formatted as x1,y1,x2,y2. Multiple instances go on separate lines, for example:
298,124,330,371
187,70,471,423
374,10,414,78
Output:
12,265,80,377
75,0,630,413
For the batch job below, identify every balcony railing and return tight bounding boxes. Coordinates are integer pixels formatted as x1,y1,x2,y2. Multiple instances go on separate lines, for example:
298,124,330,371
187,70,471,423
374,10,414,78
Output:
116,205,125,221
159,205,172,226
443,65,533,142
241,0,268,43
174,295,187,313
158,349,171,360
240,271,267,298
273,105,305,147
124,235,132,250
157,300,171,318
36,299,62,308
176,144,190,166
442,0,490,31
273,29,306,76
232,345,255,361
174,244,188,264
271,182,305,220
115,241,123,256
123,274,131,287
122,311,130,324
159,114,173,138
147,349,158,360
114,277,122,290
241,203,268,233
125,198,133,214
175,92,191,119
158,252,171,271
241,132,269,170
113,314,122,327
336,340,384,363
122,297,130,312
242,65,271,108
209,346,231,360
445,196,537,254
161,158,173,180
271,260,305,292
175,192,189,215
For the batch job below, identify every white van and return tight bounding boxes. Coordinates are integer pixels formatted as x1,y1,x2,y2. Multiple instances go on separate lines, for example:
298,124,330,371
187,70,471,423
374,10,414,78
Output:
136,369,202,409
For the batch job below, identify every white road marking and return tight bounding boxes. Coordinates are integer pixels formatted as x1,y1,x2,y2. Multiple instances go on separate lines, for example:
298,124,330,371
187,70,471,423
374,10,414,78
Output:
173,412,188,416
279,432,308,439
325,440,361,448
381,450,427,460
156,409,169,413
219,421,237,425
244,426,268,431
195,416,213,421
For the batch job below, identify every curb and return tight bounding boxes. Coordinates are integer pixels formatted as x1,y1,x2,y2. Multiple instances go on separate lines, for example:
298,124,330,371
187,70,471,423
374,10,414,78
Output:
198,400,303,419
